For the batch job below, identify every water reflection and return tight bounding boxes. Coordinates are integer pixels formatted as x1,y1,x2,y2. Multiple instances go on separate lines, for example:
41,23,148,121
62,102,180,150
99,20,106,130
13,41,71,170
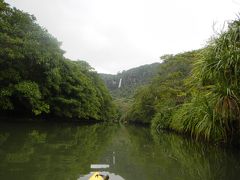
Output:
150,129,240,180
0,122,240,180
0,122,117,179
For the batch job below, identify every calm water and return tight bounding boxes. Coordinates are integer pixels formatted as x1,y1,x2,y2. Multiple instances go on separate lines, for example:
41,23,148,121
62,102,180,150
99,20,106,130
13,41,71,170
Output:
0,121,240,180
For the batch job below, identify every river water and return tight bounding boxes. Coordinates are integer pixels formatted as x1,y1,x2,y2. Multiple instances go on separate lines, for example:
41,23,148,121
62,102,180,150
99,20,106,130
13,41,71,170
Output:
0,122,240,180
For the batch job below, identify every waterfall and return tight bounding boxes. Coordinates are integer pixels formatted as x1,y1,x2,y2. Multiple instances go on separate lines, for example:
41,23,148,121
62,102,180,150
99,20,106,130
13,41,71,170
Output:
118,78,122,88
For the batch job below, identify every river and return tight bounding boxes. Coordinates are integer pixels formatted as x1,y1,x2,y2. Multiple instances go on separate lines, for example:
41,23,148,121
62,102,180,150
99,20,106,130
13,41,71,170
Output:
0,121,240,180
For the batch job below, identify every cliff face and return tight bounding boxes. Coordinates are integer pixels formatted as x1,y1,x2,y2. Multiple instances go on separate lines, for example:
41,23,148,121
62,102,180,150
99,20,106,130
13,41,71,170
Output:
99,63,160,98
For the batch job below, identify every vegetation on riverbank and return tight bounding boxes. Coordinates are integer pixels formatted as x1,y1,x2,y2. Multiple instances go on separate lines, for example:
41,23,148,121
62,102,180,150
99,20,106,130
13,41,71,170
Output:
126,18,240,144
0,0,115,121
1,0,240,144
125,51,197,124
100,63,160,120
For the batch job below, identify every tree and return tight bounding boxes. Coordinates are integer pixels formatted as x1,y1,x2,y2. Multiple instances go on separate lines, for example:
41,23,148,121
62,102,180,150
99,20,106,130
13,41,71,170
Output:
0,1,115,121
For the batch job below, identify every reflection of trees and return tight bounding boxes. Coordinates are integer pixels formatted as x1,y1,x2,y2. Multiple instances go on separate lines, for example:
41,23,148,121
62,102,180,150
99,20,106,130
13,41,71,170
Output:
0,123,117,180
151,129,240,180
79,125,240,180
1,124,240,180
0,133,9,146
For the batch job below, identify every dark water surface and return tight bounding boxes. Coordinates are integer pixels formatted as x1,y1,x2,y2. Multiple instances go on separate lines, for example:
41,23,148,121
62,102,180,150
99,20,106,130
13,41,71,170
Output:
0,122,240,180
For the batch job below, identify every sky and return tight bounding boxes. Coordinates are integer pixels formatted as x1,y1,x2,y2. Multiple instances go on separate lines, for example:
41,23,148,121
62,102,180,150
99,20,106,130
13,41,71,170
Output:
5,0,240,74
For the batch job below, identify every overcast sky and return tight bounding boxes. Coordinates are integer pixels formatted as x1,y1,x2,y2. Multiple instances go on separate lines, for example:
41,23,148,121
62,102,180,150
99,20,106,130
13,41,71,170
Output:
5,0,240,74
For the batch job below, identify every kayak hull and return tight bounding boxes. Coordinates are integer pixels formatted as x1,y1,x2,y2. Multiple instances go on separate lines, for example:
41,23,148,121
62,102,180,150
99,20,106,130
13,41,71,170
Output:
89,172,104,180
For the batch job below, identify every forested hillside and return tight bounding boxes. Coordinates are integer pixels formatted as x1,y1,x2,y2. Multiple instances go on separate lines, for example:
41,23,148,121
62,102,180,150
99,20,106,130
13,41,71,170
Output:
125,51,198,123
0,0,115,121
126,18,240,144
100,63,160,98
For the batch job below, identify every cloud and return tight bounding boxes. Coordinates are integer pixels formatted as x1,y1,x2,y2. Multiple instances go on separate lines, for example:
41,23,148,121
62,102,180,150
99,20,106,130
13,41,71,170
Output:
5,0,240,74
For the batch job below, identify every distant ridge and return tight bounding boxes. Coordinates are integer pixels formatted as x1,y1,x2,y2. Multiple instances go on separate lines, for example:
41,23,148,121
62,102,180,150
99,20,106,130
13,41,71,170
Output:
99,63,160,98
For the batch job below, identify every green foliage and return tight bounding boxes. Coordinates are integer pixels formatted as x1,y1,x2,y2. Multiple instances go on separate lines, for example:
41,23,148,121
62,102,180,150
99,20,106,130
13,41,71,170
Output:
128,17,240,144
125,86,157,123
113,98,132,121
171,93,226,142
0,1,115,121
151,110,172,130
0,88,13,110
100,63,160,121
171,19,240,143
14,81,49,115
126,51,197,124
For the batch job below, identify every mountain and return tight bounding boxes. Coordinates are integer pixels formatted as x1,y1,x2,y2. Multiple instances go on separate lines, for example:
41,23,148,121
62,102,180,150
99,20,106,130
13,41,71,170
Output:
100,63,160,98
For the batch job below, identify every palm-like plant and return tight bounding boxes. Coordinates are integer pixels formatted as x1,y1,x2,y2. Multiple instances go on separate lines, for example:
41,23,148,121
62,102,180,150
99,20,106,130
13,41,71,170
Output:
171,18,240,143
187,19,240,142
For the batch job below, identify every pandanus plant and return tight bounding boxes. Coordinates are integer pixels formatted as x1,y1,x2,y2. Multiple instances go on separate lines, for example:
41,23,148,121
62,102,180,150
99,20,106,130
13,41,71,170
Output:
195,19,240,141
